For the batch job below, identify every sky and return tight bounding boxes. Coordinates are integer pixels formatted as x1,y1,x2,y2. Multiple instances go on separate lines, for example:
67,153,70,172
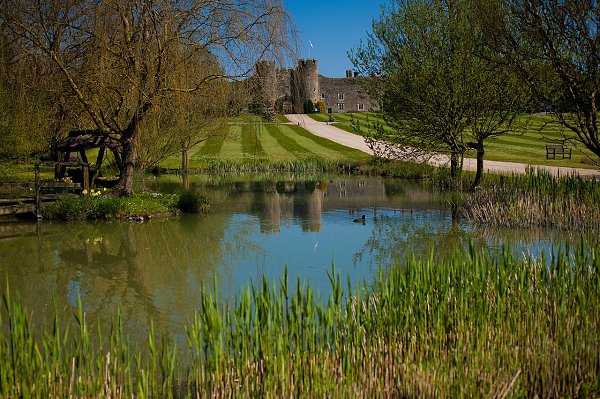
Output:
284,0,387,78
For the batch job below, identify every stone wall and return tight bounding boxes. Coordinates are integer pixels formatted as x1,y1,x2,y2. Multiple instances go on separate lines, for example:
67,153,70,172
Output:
254,59,376,114
319,76,377,113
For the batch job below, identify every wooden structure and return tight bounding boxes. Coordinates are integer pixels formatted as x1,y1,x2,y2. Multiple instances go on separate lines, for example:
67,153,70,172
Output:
0,162,89,218
546,144,572,159
56,130,122,186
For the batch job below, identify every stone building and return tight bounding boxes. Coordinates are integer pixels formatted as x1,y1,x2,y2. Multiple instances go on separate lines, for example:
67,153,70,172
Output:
254,59,376,114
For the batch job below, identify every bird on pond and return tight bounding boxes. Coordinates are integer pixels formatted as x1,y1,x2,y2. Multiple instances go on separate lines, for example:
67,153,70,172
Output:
353,215,366,224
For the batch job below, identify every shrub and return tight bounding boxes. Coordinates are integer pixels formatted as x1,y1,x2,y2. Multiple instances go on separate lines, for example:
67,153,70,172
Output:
43,197,90,221
315,100,326,114
303,99,315,114
177,189,209,214
43,192,178,220
89,197,126,220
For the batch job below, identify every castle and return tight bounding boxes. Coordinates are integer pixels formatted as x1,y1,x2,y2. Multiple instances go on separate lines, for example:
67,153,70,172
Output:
254,59,376,114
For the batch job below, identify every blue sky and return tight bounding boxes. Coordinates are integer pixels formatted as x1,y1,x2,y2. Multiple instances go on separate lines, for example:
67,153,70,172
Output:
284,0,386,77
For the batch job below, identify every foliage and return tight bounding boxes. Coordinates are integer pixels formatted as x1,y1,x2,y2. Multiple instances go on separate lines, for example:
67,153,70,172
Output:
42,193,178,221
1,0,295,195
351,0,526,184
477,0,600,164
177,189,210,214
303,99,316,114
462,168,600,230
1,244,598,397
315,100,327,114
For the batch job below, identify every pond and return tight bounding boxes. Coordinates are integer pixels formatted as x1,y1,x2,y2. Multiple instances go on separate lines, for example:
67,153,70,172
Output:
0,174,580,341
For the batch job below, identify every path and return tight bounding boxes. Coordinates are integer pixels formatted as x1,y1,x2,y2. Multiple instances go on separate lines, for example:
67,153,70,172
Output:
286,114,600,178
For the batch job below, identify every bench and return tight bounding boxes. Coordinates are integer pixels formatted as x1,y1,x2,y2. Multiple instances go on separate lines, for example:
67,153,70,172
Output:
546,144,572,159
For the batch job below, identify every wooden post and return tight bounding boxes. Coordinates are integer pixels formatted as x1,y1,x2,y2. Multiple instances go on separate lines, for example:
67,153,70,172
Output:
59,152,70,178
83,163,90,198
34,163,41,218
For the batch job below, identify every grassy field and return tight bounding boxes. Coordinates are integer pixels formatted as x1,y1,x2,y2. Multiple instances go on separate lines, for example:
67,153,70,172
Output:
309,112,599,169
159,120,369,170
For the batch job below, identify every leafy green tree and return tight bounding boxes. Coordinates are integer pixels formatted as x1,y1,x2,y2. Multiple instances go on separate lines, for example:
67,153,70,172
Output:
352,0,524,184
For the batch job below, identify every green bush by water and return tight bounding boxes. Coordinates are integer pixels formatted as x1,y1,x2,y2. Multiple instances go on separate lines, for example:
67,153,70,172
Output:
177,189,209,213
1,244,598,397
43,193,178,220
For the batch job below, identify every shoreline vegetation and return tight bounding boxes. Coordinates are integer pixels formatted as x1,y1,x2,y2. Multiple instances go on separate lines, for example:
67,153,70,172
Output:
460,168,600,231
41,191,209,221
3,158,600,230
1,245,598,397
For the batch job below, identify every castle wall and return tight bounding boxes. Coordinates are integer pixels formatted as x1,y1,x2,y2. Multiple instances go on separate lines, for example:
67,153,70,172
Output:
319,76,377,113
254,59,376,114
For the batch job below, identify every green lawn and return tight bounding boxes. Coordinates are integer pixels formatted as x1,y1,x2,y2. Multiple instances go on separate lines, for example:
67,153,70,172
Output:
159,120,369,169
309,112,598,169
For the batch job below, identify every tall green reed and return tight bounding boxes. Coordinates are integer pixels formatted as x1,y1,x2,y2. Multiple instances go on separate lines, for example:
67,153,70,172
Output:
1,243,599,397
462,168,600,229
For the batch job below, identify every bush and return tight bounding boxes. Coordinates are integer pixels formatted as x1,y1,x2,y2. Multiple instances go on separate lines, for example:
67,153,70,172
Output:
315,100,326,114
43,192,179,220
89,197,126,220
43,198,90,221
177,189,209,214
303,99,315,114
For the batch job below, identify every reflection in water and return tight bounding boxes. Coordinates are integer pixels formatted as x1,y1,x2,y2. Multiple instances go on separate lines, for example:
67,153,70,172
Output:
0,175,580,343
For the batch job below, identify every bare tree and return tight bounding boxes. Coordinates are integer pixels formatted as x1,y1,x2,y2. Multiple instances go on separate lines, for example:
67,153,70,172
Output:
1,0,294,195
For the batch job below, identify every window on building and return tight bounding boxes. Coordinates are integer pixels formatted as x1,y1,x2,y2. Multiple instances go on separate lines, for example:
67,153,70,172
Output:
338,93,344,100
321,93,325,99
337,103,344,111
357,103,364,111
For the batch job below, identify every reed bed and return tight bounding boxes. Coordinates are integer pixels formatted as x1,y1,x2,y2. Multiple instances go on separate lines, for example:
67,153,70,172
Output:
156,159,360,175
462,168,600,230
1,245,599,398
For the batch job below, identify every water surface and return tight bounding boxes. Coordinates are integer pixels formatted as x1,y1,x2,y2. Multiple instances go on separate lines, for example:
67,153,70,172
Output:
0,175,580,339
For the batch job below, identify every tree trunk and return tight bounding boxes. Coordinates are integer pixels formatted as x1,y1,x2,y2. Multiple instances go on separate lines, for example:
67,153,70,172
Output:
116,102,150,196
473,146,485,189
181,147,189,190
450,151,460,179
468,140,485,189
117,138,136,196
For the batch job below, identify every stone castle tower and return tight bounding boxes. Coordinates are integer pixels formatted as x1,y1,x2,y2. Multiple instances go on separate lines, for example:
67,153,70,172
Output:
296,59,320,110
255,59,320,114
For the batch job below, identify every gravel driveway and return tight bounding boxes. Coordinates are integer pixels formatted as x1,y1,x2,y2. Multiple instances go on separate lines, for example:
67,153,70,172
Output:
286,114,600,178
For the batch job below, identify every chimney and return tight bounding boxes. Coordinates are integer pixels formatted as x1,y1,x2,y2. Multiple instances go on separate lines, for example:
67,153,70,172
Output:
354,71,359,78
345,69,352,78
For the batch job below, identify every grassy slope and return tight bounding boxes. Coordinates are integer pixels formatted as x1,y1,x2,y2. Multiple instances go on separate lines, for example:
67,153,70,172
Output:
309,113,598,169
159,121,369,169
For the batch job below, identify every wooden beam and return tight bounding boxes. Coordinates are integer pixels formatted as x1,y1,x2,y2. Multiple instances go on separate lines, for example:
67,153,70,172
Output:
0,203,36,216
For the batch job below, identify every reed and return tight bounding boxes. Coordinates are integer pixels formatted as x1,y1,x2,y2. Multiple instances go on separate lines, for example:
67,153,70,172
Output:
462,168,600,230
1,244,599,397
173,159,360,174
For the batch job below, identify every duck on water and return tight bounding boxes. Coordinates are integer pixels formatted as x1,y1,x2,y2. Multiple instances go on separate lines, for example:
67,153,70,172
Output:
353,215,366,224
